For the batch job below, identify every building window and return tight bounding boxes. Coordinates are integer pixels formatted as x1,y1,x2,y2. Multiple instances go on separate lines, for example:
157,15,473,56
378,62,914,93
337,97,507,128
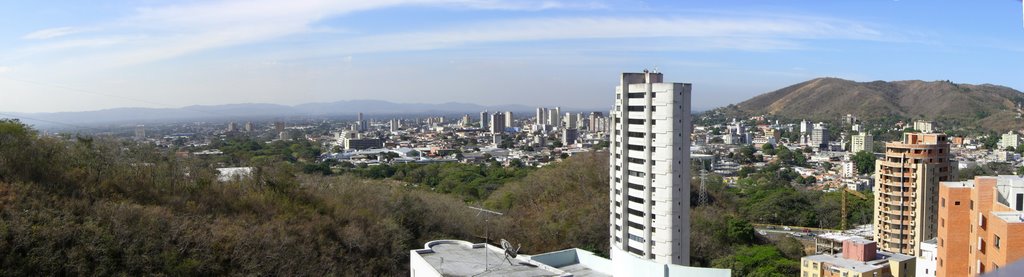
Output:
627,196,645,204
627,208,645,217
955,201,961,206
942,198,945,207
995,234,1001,249
979,237,985,253
1018,193,1023,211
970,200,974,210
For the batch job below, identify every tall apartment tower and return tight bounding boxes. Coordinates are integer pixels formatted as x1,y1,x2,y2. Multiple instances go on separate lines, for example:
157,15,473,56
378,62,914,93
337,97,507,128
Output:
811,123,830,149
564,112,578,129
357,113,367,132
536,107,547,126
548,108,560,126
608,71,692,266
479,111,489,130
589,112,604,132
489,112,506,134
504,111,514,128
800,120,813,135
874,133,955,256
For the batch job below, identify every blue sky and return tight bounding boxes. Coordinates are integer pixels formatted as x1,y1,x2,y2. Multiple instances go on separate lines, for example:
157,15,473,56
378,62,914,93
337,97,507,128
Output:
0,0,1022,113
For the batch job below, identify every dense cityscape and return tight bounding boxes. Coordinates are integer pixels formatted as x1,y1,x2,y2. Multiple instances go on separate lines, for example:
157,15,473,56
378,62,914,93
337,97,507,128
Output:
4,71,1021,276
2,1,1023,276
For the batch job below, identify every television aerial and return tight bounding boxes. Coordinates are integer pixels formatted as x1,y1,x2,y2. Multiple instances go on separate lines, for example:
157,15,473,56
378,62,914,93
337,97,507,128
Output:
500,239,521,266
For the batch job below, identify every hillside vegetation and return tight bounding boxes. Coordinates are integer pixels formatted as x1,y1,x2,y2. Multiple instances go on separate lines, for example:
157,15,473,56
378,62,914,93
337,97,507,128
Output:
0,119,485,275
730,78,1024,132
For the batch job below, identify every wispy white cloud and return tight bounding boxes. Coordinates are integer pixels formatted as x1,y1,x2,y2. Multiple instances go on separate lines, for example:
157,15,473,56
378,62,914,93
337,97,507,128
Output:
16,0,603,68
454,0,608,11
294,15,885,57
22,27,87,40
0,66,12,74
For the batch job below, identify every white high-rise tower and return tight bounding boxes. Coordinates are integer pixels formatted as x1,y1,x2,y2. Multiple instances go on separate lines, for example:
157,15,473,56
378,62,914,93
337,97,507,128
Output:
609,71,691,266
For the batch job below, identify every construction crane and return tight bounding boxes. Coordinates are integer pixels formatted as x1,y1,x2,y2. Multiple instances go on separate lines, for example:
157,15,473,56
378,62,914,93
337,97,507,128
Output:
841,188,869,230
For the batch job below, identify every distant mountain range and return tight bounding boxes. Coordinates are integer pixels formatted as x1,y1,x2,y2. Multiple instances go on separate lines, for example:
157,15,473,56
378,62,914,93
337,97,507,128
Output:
5,100,599,129
723,77,1024,132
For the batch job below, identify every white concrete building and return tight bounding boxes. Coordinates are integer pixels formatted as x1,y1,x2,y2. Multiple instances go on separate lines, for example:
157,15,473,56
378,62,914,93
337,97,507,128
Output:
917,238,937,277
913,120,934,133
811,123,830,149
1000,131,1019,150
536,107,547,126
504,111,514,128
851,132,873,154
841,161,856,178
609,71,691,265
800,120,813,135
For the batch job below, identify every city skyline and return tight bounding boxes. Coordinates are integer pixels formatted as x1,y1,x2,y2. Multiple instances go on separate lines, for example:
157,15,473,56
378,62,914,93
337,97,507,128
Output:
2,1,1023,113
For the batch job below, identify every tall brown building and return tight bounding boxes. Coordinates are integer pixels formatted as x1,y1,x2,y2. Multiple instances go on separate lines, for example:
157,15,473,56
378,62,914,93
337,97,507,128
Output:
937,176,1024,276
874,133,955,256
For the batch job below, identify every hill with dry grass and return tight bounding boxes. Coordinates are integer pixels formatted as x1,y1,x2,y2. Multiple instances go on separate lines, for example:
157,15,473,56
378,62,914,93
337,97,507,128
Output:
732,78,1024,132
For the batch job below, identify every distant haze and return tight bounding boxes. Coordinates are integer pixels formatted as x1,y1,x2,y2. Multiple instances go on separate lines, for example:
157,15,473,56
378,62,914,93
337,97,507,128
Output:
1,1,1022,114
5,99,612,129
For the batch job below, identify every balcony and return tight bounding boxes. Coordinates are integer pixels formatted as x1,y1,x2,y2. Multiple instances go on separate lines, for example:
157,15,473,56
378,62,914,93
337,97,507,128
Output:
881,217,913,226
879,170,915,178
879,189,915,197
880,182,919,190
881,208,913,217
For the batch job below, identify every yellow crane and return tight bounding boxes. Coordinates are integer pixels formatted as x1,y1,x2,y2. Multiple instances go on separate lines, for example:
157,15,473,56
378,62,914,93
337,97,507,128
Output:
841,188,868,230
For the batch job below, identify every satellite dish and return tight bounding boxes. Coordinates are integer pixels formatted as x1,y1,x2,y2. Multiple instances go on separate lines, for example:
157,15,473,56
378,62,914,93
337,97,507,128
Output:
500,239,521,265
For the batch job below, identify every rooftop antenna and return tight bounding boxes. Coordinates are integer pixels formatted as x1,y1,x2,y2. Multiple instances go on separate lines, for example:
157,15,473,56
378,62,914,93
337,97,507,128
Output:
653,65,659,73
500,239,521,266
468,206,503,273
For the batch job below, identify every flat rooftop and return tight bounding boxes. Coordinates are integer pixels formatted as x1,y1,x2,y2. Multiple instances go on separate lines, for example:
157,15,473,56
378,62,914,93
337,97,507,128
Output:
992,211,1024,224
803,251,913,274
417,241,565,277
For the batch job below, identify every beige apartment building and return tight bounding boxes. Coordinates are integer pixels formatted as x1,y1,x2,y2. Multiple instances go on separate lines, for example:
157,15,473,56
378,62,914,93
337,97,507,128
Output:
874,133,955,256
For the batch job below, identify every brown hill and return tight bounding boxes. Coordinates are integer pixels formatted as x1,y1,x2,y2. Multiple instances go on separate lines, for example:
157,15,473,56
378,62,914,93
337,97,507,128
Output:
733,78,1024,132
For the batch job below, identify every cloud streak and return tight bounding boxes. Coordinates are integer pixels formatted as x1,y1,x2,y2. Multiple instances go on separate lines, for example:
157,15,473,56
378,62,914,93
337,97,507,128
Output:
22,27,87,40
16,0,609,68
295,15,885,57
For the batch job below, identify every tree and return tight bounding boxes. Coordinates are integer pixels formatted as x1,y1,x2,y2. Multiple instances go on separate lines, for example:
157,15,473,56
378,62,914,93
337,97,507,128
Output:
852,151,875,174
761,144,775,156
726,218,755,245
712,245,799,276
